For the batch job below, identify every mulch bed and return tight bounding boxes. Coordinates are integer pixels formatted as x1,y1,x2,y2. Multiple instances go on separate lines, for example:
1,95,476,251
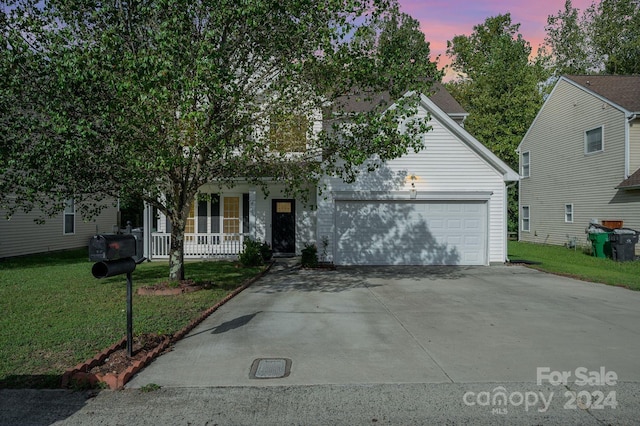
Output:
88,333,171,376
137,279,213,296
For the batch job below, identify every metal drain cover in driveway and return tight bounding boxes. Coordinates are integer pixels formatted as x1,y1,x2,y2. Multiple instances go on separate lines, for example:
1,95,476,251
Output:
249,358,291,379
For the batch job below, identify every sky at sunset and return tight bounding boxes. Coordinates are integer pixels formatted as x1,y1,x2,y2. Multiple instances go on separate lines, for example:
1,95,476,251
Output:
398,0,595,78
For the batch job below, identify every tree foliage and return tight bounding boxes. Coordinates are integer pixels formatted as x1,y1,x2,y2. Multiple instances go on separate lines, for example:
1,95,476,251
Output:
545,0,594,75
1,0,438,280
446,14,548,169
545,0,640,75
445,14,550,232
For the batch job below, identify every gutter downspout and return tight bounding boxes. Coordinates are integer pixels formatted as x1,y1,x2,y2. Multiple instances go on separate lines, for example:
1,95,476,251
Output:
626,114,637,178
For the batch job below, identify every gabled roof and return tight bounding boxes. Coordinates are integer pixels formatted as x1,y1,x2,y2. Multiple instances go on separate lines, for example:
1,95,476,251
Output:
416,92,519,182
616,168,640,190
336,82,468,117
335,83,516,181
565,75,640,113
518,74,640,151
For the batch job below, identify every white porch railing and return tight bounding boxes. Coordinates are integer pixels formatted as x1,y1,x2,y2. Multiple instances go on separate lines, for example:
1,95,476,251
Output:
151,233,246,259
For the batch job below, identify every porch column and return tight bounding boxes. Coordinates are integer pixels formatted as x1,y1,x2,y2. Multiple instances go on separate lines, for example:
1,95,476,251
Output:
249,190,257,240
143,201,151,260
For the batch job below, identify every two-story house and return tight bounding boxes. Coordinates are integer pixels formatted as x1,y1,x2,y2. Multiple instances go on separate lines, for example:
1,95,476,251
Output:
145,83,518,265
518,75,640,251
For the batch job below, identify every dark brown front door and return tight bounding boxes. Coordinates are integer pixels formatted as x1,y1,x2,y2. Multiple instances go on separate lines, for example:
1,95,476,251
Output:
272,199,295,254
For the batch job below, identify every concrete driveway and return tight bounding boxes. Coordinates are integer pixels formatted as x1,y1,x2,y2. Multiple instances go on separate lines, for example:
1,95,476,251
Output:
127,263,640,388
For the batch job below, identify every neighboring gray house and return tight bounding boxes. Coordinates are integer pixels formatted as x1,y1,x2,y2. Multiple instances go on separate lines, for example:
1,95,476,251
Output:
518,75,640,250
146,84,519,265
0,200,118,258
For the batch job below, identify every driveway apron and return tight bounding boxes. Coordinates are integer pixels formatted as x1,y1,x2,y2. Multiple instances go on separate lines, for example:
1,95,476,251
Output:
126,263,640,388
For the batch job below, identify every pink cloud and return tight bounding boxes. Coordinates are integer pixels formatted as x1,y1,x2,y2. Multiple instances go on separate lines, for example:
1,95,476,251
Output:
398,0,595,78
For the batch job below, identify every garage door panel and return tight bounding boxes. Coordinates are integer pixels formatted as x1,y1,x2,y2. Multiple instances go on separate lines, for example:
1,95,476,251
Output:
335,200,486,266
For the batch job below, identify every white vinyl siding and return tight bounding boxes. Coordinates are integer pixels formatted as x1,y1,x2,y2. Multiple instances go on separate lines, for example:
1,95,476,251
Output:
318,101,509,265
0,202,118,258
519,78,640,249
521,206,530,232
564,204,573,223
521,151,530,178
585,126,604,154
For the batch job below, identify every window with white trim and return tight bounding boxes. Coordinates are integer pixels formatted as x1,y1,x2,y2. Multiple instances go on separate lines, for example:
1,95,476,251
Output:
63,199,75,235
521,151,530,178
521,206,530,232
585,126,603,154
565,204,574,223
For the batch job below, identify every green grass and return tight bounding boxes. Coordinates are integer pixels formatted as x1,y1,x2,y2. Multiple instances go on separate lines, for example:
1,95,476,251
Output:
0,249,264,388
508,241,640,290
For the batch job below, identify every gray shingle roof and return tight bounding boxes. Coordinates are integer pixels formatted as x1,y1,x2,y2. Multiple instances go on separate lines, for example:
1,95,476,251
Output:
334,82,467,116
565,75,640,113
617,168,640,190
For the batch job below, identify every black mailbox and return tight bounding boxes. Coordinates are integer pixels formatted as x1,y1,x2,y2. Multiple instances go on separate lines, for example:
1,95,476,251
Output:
89,234,136,261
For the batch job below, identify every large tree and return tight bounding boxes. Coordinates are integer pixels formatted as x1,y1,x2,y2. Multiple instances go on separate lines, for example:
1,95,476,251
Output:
545,0,640,75
1,1,438,280
545,0,595,75
445,13,548,169
445,14,550,232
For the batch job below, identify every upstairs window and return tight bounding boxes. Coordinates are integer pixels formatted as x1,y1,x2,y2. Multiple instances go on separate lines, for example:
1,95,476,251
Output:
585,126,603,154
63,199,75,235
269,114,308,153
521,151,530,178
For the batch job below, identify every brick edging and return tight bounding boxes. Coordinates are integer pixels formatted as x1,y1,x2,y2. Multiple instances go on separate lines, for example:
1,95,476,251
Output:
61,262,273,389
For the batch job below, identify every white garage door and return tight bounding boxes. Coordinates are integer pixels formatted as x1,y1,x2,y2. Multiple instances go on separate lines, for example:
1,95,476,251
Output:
335,200,487,266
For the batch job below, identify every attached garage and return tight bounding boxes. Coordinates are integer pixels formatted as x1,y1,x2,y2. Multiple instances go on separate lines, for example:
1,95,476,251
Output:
316,87,519,266
334,198,488,266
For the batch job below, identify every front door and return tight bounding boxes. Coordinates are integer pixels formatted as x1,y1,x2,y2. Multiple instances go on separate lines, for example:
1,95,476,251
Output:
272,199,295,254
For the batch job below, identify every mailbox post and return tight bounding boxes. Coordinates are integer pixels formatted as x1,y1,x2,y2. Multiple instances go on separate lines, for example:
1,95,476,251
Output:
89,234,141,357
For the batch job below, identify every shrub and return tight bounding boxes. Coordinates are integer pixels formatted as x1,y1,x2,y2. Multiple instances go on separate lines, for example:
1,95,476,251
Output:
239,239,263,267
301,243,318,268
260,241,273,262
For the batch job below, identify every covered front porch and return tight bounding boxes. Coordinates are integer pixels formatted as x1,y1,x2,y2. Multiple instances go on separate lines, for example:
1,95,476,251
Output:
145,183,317,260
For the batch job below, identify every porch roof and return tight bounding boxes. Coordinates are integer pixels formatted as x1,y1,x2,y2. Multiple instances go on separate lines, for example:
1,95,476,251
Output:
616,168,640,190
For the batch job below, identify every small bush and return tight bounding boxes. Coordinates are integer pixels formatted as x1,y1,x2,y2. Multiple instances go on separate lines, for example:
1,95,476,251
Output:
301,243,318,268
239,239,263,267
260,241,273,262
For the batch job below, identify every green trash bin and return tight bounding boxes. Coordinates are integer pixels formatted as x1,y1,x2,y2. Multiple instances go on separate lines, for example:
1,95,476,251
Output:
588,232,611,258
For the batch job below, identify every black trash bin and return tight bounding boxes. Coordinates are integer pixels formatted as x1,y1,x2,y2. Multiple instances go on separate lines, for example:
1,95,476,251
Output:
609,228,638,262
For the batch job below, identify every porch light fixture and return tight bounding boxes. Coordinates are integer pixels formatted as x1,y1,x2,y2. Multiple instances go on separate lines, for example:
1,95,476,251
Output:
408,173,418,199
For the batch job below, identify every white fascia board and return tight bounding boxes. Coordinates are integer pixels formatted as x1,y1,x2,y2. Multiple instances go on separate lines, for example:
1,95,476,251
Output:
333,190,493,201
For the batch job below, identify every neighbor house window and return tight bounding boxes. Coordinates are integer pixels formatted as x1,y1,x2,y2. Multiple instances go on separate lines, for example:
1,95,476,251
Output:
565,204,574,223
63,199,75,235
585,126,603,154
521,206,530,232
521,151,530,178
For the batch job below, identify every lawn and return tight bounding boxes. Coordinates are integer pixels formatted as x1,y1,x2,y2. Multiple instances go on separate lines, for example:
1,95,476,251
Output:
0,249,264,388
508,241,640,290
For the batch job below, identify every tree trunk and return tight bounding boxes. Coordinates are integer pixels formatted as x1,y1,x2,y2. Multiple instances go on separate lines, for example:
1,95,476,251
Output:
169,217,186,281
